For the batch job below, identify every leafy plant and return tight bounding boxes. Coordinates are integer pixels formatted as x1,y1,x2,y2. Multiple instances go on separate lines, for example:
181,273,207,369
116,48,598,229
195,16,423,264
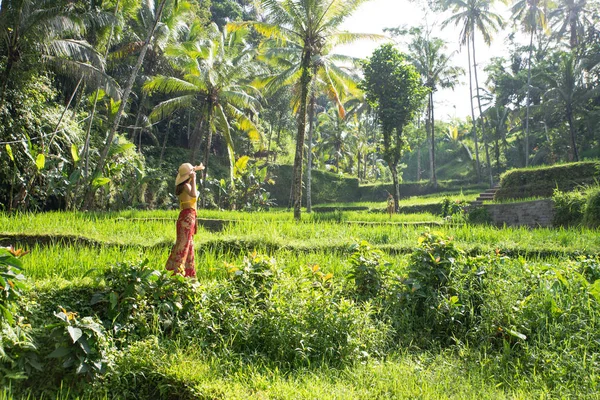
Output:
45,308,112,377
92,260,198,341
552,187,587,227
207,156,276,211
440,197,468,218
466,206,491,225
0,247,27,324
346,241,389,301
583,186,600,228
225,252,279,304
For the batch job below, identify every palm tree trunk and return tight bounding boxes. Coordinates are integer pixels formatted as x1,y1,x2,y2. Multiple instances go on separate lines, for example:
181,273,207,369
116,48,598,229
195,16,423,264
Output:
292,50,312,221
202,110,214,179
467,34,481,182
306,92,316,213
566,106,579,161
84,0,167,209
429,92,437,187
132,90,148,153
524,27,535,167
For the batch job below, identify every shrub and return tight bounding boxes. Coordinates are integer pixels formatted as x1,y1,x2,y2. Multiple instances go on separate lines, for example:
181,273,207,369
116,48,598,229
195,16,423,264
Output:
440,197,468,218
91,260,198,342
389,231,489,345
88,337,200,399
45,308,112,378
552,188,587,227
466,206,491,225
496,161,600,200
583,186,600,228
346,241,389,302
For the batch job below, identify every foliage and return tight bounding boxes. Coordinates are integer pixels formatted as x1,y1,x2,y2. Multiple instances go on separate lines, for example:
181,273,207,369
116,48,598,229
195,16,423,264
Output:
552,187,587,227
583,186,600,228
207,156,276,211
88,337,200,399
361,44,428,192
497,161,600,200
466,206,491,225
0,247,27,324
440,197,468,218
0,247,39,384
45,308,112,378
346,241,389,302
91,260,198,342
267,164,361,205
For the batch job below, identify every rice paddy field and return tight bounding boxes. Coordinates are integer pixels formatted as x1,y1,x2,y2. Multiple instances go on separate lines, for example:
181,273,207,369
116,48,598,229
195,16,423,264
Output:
1,201,600,399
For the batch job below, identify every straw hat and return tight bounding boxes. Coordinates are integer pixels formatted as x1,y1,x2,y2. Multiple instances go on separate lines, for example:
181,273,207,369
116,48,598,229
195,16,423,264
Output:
175,163,194,186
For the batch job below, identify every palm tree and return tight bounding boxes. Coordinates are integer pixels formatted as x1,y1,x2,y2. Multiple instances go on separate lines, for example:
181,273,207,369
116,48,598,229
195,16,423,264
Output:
84,0,170,209
406,26,463,187
144,22,262,182
512,0,549,167
316,106,353,171
542,52,594,161
0,0,118,110
549,0,591,50
235,0,375,220
443,0,503,184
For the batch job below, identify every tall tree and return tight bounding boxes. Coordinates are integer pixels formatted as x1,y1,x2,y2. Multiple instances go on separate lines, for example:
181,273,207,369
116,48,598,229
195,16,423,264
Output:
237,0,375,220
404,26,463,187
144,22,262,182
84,0,169,209
0,0,118,110
512,0,548,166
443,0,503,184
361,44,427,210
542,52,593,161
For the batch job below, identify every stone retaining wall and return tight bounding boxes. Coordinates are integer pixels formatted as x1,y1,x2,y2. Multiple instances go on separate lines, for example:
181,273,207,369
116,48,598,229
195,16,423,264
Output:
484,199,554,228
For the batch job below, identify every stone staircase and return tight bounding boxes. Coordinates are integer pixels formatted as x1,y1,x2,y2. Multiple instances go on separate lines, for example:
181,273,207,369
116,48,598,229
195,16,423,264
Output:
470,183,501,206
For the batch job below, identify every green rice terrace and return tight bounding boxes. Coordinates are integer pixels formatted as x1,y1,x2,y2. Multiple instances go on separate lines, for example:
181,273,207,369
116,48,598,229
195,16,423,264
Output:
2,192,600,399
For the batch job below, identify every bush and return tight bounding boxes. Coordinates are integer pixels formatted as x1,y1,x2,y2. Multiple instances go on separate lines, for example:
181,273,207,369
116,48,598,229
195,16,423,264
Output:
496,161,600,200
583,187,600,228
91,261,199,343
552,188,587,227
346,241,389,302
466,206,491,225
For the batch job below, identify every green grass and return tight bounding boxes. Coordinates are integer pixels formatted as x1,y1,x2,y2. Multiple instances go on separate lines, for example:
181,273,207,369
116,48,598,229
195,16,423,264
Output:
4,212,599,257
4,209,600,399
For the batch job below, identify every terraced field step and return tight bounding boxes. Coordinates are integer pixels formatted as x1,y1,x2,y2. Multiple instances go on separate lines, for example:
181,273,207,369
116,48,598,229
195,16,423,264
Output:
0,233,593,260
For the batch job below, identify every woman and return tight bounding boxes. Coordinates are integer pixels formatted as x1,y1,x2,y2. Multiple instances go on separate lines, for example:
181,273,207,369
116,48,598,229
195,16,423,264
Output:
165,162,204,277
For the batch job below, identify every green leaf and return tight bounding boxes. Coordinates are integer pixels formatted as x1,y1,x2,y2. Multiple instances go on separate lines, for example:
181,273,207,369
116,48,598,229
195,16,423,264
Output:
507,328,527,341
92,177,111,188
109,292,118,309
589,280,600,301
35,153,46,171
47,346,71,358
6,144,14,161
0,304,14,325
68,326,83,343
71,144,80,163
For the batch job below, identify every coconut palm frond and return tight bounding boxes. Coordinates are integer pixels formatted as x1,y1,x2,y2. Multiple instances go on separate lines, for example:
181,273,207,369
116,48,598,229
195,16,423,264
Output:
228,104,262,143
215,103,235,182
43,56,121,100
149,94,196,122
144,75,200,94
327,32,386,47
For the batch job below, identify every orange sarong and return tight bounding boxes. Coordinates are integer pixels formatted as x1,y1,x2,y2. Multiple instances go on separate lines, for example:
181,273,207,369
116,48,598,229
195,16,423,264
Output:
165,208,197,277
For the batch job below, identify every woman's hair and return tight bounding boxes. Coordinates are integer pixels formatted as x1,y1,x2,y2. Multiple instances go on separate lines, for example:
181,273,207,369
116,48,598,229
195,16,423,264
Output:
175,177,191,195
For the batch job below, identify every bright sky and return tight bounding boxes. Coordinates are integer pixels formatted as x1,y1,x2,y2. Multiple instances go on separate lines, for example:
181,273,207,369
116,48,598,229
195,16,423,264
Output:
336,0,519,122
